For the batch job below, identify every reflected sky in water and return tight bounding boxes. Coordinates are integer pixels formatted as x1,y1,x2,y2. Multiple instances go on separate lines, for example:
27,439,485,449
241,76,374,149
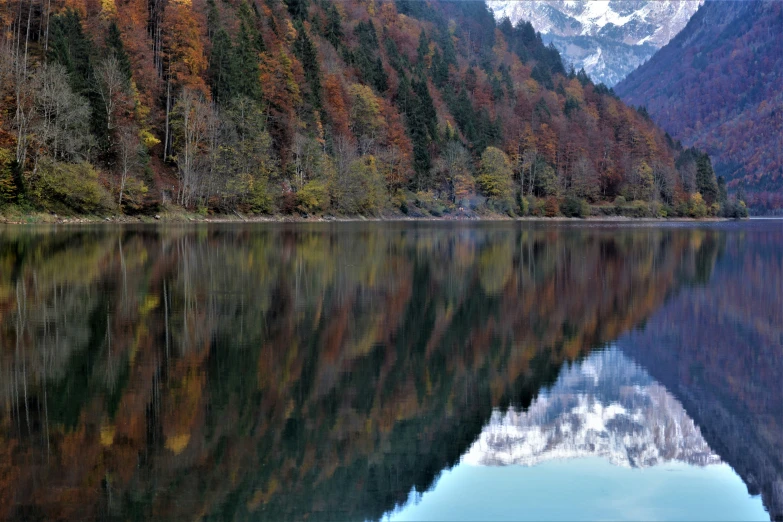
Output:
390,459,766,521
0,220,780,521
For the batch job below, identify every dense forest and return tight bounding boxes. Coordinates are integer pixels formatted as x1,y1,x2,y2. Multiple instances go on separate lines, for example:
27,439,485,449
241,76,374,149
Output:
616,0,782,214
0,0,746,218
0,224,723,520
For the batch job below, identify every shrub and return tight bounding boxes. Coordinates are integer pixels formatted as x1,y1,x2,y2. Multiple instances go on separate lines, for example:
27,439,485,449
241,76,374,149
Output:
0,148,18,205
517,191,530,216
688,192,708,218
248,177,274,214
331,156,386,214
531,198,547,217
628,200,650,218
720,198,749,218
297,179,329,213
560,196,589,218
279,190,298,214
30,160,114,213
119,177,149,213
544,196,560,217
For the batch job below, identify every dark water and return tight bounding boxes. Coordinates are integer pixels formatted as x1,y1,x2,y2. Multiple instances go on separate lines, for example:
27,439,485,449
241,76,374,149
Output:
0,220,781,521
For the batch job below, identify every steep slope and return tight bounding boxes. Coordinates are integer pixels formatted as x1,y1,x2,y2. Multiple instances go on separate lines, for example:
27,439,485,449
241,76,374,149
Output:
0,0,730,218
488,0,701,85
615,0,783,212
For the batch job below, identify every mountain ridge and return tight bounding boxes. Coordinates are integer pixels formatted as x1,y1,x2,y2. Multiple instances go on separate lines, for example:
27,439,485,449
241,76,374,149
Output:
488,0,702,85
615,0,783,211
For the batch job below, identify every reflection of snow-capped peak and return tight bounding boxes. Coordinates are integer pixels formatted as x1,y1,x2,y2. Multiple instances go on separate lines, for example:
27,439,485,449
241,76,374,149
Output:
462,349,719,469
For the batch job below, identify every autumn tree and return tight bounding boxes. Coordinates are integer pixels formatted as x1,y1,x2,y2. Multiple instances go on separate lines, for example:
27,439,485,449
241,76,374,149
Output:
476,146,513,205
29,63,92,171
219,96,277,212
171,88,211,206
162,0,208,94
348,84,385,154
95,56,131,134
116,126,147,210
331,155,385,214
569,157,599,202
432,141,474,204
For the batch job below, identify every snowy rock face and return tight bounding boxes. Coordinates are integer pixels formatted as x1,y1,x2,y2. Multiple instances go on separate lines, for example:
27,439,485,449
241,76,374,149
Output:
488,1,702,85
462,348,719,468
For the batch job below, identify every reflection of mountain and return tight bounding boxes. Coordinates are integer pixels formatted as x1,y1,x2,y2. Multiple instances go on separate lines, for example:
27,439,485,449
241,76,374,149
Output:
464,349,718,469
0,224,722,521
619,222,783,521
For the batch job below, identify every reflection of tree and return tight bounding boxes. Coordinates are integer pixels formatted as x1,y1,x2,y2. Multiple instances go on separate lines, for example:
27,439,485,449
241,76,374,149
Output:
620,225,783,521
0,224,721,521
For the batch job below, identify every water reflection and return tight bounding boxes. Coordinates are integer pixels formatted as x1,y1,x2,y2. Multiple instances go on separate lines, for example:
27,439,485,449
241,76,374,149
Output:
620,221,783,520
462,348,719,469
0,221,779,521
391,349,766,522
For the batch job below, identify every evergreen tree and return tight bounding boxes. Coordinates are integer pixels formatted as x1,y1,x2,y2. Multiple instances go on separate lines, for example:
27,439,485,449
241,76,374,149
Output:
696,152,719,205
576,68,591,87
500,65,514,94
531,62,553,89
395,74,414,114
717,176,729,206
384,36,407,74
372,58,388,93
284,0,309,21
431,49,449,88
233,7,263,100
49,10,106,149
490,75,504,102
413,79,437,140
293,22,322,108
106,22,132,83
353,22,388,93
206,0,220,38
324,4,343,49
416,30,429,71
209,28,235,104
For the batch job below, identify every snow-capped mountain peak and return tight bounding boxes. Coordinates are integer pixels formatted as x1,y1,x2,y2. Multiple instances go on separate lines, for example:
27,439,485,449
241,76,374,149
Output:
487,1,703,85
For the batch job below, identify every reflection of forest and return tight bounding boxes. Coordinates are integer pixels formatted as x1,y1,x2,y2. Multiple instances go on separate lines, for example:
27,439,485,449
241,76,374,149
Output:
0,223,721,521
620,224,783,521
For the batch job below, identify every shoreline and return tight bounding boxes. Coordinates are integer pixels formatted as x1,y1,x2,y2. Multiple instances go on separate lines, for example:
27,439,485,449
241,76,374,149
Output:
0,210,739,226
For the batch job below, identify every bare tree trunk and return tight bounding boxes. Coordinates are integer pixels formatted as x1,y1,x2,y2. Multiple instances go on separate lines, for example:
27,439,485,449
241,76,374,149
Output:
44,0,51,51
164,76,171,160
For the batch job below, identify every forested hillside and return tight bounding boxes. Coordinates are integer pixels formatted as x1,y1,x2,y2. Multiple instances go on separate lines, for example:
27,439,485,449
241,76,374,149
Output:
615,0,783,213
0,0,743,218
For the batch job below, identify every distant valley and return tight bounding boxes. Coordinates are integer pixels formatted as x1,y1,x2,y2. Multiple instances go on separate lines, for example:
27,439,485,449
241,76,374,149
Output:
616,0,783,212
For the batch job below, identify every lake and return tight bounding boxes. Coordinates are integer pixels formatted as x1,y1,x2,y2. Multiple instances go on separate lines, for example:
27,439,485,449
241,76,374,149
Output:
0,220,781,521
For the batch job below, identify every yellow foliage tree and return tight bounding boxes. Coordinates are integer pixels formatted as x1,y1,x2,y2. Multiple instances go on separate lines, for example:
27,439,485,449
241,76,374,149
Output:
476,147,513,202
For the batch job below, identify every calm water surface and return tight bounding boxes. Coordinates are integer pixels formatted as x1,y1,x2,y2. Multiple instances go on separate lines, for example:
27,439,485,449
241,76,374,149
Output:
0,220,781,521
